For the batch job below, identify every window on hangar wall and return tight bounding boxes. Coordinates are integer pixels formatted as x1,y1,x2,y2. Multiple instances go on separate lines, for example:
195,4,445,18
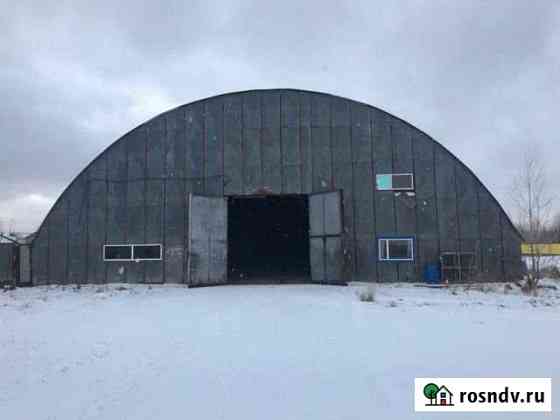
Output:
378,237,414,261
376,173,414,191
104,244,162,261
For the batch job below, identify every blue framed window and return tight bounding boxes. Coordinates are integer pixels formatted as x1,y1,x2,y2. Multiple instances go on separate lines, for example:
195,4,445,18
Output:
378,237,414,261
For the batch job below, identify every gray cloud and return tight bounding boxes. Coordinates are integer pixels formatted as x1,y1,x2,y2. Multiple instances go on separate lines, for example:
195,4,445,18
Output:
1,0,559,232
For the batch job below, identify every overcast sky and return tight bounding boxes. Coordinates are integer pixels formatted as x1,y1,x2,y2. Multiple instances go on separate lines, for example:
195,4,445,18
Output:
1,0,559,233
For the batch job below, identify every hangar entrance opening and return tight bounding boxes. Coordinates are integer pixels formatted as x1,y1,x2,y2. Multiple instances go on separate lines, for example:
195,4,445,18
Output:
227,195,310,283
187,191,344,287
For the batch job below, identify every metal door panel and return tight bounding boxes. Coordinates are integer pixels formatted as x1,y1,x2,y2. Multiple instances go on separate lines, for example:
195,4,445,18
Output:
308,190,345,284
188,194,228,286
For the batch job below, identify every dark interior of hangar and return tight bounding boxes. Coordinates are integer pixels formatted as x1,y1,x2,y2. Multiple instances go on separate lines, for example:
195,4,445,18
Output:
227,195,310,283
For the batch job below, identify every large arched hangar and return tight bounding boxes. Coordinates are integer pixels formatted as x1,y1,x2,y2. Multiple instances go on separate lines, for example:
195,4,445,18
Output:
30,89,523,286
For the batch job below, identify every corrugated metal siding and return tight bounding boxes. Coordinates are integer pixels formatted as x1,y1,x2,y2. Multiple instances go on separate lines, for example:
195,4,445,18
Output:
31,89,523,285
0,243,16,286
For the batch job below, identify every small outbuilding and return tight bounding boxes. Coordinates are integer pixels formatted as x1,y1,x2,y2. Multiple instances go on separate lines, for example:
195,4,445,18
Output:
26,89,522,286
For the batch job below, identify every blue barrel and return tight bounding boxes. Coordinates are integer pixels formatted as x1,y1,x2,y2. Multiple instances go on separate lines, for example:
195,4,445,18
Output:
424,263,441,284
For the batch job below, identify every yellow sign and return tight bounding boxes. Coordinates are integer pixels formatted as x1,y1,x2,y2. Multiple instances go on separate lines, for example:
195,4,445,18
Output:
521,243,560,256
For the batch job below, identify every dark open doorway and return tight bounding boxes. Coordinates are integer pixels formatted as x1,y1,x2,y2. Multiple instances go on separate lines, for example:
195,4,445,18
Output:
227,195,310,283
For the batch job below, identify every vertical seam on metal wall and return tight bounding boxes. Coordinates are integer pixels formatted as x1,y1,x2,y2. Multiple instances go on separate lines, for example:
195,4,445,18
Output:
322,195,327,281
499,211,505,280
29,236,33,285
279,93,284,193
371,109,379,282
46,218,51,285
432,145,441,267
65,194,70,285
241,95,245,194
143,126,148,283
410,129,418,281
476,187,484,274
162,115,168,284
329,97,334,190
202,103,207,194
349,103,357,281
222,100,226,194
390,123,399,282
310,95,315,191
84,177,90,286
259,93,264,189
184,106,189,284
453,162,461,269
104,154,109,284
124,138,129,284
297,93,303,193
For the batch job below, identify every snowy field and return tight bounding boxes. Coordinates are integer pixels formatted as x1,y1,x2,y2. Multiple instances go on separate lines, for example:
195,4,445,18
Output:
1,281,559,420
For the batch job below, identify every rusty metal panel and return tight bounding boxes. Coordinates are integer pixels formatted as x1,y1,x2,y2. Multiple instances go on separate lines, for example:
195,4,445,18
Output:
187,194,227,286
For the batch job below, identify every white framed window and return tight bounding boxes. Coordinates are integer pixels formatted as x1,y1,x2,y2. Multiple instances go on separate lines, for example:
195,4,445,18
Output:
376,173,414,191
378,237,414,261
104,245,132,261
103,244,162,261
132,244,162,261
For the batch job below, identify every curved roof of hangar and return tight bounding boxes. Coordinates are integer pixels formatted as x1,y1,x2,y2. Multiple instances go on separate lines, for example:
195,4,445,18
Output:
33,88,522,241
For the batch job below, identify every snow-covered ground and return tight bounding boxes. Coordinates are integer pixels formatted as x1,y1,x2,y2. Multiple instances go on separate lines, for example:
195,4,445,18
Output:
1,281,559,420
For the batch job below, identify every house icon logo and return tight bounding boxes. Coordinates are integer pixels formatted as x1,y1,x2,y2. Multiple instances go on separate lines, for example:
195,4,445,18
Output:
423,383,454,406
